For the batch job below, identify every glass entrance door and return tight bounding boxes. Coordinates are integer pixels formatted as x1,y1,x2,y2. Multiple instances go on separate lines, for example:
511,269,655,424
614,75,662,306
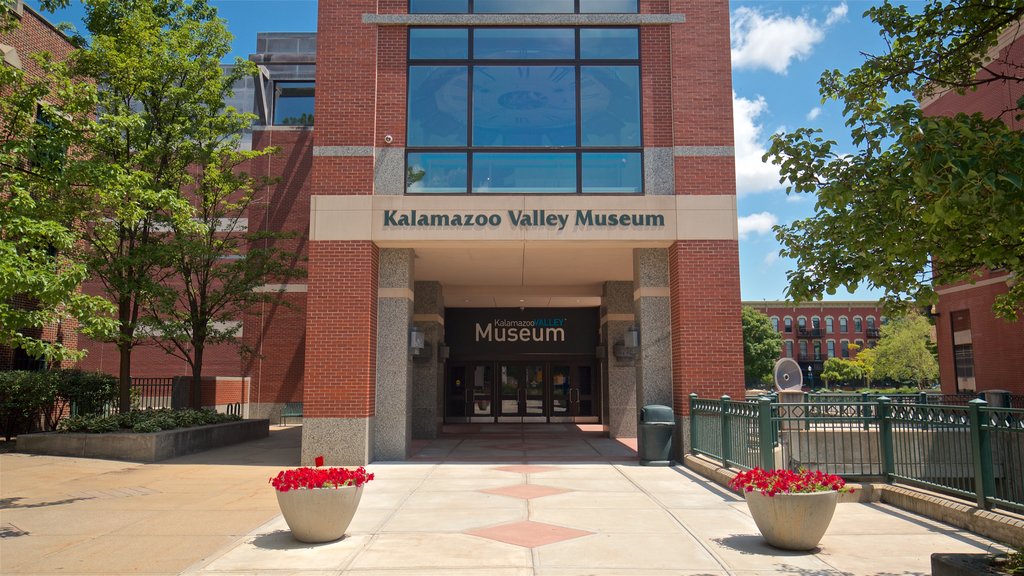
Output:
549,363,599,423
498,364,546,422
448,360,599,423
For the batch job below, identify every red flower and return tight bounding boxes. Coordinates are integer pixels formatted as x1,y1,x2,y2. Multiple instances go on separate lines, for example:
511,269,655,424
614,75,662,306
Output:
315,455,324,467
269,465,375,492
728,468,853,497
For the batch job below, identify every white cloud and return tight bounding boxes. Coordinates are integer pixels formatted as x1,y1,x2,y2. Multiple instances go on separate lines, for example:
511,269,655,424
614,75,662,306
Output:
763,250,780,266
806,107,822,121
731,2,848,74
738,212,779,240
826,3,849,26
734,92,784,195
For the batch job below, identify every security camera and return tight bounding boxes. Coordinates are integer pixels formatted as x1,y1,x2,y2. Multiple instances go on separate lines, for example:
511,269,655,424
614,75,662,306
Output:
383,134,394,144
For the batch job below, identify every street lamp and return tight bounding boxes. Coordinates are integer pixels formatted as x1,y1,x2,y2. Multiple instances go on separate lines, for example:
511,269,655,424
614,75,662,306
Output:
806,364,814,388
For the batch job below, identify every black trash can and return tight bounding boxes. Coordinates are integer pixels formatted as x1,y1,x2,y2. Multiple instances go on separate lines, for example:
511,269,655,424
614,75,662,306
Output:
638,404,675,466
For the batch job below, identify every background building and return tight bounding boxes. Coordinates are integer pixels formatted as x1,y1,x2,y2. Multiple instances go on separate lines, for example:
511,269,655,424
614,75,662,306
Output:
744,301,883,387
923,22,1024,396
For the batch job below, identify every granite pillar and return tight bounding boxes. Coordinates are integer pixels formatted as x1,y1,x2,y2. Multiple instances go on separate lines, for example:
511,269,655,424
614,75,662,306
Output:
633,248,673,409
374,249,415,460
602,281,638,439
412,281,444,439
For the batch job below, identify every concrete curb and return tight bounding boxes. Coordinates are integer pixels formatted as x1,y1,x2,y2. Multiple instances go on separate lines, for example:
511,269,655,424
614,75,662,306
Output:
682,454,1024,548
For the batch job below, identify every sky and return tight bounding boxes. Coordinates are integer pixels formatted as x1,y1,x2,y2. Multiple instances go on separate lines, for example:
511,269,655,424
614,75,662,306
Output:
30,0,896,304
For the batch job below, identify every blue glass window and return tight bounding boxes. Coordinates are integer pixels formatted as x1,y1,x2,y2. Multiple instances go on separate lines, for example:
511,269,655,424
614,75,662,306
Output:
582,153,642,193
473,66,576,147
580,0,638,13
580,29,639,59
409,0,468,13
407,153,468,193
273,81,315,126
410,29,468,60
581,66,640,146
473,153,577,193
474,0,574,13
474,28,575,60
408,66,468,146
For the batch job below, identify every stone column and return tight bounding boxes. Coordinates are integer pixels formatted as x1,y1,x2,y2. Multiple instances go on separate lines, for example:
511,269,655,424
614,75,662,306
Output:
602,281,638,438
374,249,415,460
413,281,444,439
633,248,673,409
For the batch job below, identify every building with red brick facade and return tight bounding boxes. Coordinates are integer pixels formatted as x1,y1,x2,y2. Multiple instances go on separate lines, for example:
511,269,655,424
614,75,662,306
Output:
922,23,1024,397
78,0,745,464
1,1,80,372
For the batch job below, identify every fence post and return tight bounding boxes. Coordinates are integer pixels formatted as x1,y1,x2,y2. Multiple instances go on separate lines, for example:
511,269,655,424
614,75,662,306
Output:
861,392,870,430
757,396,775,470
877,397,894,481
720,395,732,468
689,393,698,456
918,391,928,405
968,399,994,510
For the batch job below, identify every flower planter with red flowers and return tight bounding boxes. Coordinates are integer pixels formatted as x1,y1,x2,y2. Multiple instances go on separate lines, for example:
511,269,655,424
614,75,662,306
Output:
729,468,852,551
269,456,375,543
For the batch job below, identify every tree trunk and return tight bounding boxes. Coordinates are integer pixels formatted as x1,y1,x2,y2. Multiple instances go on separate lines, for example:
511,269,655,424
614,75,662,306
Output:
118,345,132,413
190,345,204,409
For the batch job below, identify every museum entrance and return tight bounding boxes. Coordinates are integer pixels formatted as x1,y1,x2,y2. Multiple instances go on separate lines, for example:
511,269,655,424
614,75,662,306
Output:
443,307,602,425
445,360,598,423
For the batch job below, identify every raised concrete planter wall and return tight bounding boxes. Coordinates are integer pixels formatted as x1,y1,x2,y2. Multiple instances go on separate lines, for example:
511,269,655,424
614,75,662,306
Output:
17,419,270,462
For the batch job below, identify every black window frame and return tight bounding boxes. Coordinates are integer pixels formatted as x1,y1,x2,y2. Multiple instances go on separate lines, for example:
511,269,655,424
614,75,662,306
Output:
406,25,643,196
271,80,315,127
409,0,639,14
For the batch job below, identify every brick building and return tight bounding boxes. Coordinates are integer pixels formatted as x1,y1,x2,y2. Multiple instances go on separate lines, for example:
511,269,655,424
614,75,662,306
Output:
921,22,1024,397
79,0,745,464
744,301,884,386
1,0,79,371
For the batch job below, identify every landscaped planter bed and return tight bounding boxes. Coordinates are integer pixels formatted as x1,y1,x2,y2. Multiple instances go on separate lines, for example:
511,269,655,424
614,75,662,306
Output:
17,419,269,462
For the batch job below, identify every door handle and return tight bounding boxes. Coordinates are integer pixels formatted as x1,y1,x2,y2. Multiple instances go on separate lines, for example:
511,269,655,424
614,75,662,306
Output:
570,389,579,403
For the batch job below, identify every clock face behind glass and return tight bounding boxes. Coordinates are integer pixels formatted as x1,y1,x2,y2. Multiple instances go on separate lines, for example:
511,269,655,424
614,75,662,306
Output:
473,66,576,130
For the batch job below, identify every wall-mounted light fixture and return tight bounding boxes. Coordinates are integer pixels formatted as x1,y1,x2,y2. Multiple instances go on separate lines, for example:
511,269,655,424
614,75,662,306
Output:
613,326,640,361
409,326,425,357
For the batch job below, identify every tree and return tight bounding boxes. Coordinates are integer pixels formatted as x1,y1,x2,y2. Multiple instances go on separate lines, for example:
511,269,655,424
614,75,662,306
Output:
870,312,939,388
741,306,784,386
765,1,1024,321
0,13,115,363
145,145,302,408
41,0,257,412
820,344,874,388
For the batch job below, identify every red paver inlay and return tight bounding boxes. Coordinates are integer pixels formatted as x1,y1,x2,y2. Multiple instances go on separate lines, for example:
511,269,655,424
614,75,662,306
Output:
466,520,593,548
494,465,561,474
481,484,569,500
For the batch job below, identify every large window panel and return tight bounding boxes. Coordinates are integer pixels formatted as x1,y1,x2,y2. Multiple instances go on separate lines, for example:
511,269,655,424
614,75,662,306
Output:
474,28,575,60
408,66,469,146
474,0,574,13
409,0,468,13
473,66,577,147
582,153,641,193
407,153,468,193
580,29,639,59
472,153,576,193
580,66,640,146
580,0,638,12
410,29,468,60
273,81,315,126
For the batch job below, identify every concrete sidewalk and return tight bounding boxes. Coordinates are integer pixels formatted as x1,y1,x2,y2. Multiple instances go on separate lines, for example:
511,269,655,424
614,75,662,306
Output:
1,425,1011,576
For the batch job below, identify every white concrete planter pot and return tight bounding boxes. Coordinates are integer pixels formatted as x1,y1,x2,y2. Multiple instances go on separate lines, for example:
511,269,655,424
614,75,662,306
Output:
275,485,363,543
744,490,838,551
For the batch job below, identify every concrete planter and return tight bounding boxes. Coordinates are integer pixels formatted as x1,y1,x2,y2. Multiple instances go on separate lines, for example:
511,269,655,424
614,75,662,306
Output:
17,420,269,462
275,485,363,543
745,490,838,550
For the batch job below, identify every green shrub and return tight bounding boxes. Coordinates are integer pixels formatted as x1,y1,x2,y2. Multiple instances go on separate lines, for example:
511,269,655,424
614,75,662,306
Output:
0,371,59,440
57,408,240,434
56,370,118,417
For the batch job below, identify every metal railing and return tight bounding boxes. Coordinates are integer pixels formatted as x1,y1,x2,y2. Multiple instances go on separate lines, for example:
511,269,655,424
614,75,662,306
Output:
76,378,176,416
690,394,1024,514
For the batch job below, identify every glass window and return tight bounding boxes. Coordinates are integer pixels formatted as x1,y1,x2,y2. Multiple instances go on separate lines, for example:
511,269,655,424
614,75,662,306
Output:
472,153,576,193
771,317,779,332
867,316,876,330
581,0,638,13
841,341,850,358
581,66,640,146
825,317,833,333
582,153,641,193
407,153,467,193
474,28,575,60
785,341,794,358
408,66,468,146
812,317,820,330
827,341,835,358
854,317,863,332
799,341,807,359
410,29,468,60
410,0,468,13
798,317,806,330
473,66,576,147
580,28,639,59
839,317,848,332
784,317,792,332
273,81,314,126
474,0,574,13
813,341,821,360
